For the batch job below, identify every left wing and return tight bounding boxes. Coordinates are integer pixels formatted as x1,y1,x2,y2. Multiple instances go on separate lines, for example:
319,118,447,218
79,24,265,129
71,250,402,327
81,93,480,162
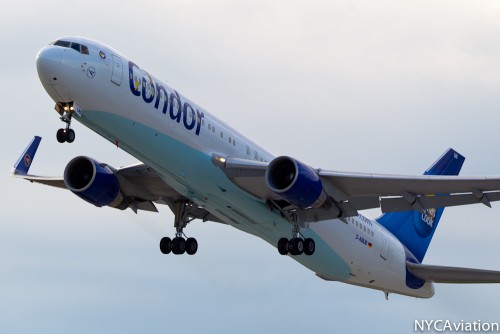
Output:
318,170,500,213
213,151,500,220
407,262,500,283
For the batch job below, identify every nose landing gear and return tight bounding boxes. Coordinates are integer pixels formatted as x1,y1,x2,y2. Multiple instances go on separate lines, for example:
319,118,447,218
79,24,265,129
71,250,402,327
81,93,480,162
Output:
56,128,75,143
55,102,76,143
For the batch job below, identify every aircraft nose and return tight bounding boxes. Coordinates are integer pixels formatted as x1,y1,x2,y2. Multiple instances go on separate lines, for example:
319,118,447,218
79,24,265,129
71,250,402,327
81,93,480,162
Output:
36,46,63,83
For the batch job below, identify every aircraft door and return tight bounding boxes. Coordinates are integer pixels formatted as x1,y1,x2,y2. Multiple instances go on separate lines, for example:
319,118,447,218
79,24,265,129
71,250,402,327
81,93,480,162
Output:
380,235,389,260
111,54,123,86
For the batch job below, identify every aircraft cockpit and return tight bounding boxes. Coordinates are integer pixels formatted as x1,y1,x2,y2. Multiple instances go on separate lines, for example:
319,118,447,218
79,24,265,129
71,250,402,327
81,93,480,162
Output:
50,40,89,55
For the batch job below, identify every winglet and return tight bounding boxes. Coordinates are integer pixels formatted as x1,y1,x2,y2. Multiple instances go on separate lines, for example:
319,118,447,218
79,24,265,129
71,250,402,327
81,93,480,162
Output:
424,148,465,176
12,136,42,175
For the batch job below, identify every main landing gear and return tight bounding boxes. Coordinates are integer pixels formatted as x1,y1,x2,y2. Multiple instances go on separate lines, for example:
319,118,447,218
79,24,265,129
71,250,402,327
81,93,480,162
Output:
55,102,76,143
159,200,198,255
277,210,315,256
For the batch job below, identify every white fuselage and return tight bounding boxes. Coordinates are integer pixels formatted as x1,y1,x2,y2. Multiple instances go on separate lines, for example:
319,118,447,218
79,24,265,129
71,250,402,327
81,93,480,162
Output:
36,37,435,298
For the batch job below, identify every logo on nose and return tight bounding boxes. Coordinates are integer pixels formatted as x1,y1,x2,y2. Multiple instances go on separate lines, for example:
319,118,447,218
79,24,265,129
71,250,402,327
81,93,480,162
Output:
87,67,96,78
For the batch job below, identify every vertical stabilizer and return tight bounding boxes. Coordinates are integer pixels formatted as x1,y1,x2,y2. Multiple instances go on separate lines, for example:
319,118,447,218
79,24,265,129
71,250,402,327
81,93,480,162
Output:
376,149,465,262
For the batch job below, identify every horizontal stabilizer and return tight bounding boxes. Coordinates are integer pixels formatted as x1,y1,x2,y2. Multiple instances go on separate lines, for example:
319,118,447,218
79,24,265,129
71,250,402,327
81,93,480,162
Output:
407,262,500,283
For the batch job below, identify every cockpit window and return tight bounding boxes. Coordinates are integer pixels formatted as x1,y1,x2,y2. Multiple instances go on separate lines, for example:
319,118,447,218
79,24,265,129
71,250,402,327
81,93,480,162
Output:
51,40,89,55
53,40,71,48
80,45,89,55
70,43,80,52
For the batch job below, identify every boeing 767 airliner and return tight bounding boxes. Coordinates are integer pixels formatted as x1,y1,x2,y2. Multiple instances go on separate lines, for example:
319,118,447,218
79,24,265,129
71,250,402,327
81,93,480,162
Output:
13,37,500,298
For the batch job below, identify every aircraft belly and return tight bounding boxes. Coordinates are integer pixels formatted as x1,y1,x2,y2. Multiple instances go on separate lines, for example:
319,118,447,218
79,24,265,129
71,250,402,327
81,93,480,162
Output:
76,109,352,281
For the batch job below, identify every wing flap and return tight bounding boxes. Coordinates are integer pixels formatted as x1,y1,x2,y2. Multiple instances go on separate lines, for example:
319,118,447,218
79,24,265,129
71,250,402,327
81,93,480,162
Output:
381,191,500,212
407,262,500,283
115,163,184,202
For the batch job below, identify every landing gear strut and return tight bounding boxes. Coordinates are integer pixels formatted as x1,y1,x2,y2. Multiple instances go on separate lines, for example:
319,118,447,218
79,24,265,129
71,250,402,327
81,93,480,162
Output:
159,200,198,255
56,102,75,143
277,210,315,256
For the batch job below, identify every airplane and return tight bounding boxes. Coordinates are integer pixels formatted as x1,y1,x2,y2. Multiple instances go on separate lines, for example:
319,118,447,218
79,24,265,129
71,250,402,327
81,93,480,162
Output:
12,36,500,299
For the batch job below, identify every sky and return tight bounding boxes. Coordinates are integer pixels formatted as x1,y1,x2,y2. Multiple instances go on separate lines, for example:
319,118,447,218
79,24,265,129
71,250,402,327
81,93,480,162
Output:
2,1,500,333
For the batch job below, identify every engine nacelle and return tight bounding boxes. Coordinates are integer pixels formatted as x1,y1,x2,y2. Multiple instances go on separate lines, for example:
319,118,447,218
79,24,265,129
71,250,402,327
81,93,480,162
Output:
64,156,126,209
265,156,327,208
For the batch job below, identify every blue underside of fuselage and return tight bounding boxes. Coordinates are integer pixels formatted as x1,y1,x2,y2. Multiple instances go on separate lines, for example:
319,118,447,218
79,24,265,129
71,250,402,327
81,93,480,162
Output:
75,109,351,281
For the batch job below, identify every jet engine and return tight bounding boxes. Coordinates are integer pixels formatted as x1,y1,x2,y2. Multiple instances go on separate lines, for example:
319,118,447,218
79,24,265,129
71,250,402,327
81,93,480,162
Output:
64,156,127,209
265,156,327,208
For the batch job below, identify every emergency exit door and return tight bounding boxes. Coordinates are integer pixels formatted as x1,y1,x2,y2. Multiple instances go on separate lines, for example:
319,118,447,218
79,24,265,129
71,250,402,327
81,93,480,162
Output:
111,54,123,86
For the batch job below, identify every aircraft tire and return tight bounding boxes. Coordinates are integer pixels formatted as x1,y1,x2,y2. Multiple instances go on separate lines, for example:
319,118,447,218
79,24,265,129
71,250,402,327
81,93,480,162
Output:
277,238,289,255
304,238,315,256
185,237,198,255
172,237,186,255
160,237,172,254
66,129,75,143
289,238,304,256
56,129,66,143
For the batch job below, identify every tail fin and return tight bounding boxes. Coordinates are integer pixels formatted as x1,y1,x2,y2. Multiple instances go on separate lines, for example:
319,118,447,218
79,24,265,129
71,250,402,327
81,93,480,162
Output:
376,149,465,262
